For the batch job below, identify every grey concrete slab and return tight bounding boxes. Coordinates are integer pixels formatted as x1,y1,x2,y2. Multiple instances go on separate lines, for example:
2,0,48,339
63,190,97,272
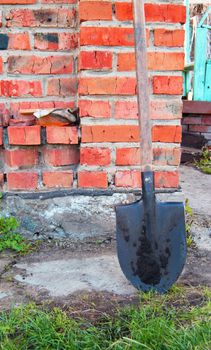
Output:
180,165,211,216
180,165,211,251
0,292,9,300
15,254,136,297
0,257,11,275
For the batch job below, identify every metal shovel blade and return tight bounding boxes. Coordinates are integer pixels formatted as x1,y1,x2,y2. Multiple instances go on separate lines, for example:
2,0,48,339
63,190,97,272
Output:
116,200,187,293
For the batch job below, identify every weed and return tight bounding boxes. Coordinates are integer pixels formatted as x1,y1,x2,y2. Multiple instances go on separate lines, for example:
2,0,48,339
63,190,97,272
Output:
0,216,30,253
186,235,193,247
195,147,211,174
185,199,194,247
0,287,210,350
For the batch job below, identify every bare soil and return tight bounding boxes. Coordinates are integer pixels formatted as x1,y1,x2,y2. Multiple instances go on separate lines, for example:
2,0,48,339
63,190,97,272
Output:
0,238,210,313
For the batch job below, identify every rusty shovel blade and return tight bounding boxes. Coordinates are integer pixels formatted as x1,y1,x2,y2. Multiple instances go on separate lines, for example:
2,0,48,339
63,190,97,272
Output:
116,199,187,293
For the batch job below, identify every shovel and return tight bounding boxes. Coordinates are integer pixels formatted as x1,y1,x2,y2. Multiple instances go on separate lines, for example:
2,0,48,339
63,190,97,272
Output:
115,0,187,293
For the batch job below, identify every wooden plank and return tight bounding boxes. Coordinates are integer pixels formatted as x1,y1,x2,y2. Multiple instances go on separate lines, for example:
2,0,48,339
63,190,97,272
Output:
204,61,211,101
185,0,190,64
183,100,211,114
194,27,208,100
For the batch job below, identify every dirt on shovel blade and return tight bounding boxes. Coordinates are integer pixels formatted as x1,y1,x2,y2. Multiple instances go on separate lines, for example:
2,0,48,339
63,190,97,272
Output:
132,225,161,285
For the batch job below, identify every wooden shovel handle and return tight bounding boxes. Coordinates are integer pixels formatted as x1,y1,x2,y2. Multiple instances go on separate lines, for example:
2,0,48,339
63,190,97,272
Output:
133,0,152,171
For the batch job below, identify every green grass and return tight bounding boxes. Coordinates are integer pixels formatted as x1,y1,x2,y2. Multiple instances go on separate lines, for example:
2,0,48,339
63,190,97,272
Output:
0,216,30,253
0,192,30,254
185,199,194,247
0,287,210,350
195,147,211,174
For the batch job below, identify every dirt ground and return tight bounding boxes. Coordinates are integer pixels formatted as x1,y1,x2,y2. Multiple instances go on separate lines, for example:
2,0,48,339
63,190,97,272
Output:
0,165,210,312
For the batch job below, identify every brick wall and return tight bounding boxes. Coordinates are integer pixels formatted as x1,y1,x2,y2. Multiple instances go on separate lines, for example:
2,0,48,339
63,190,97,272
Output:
183,115,211,147
0,0,186,191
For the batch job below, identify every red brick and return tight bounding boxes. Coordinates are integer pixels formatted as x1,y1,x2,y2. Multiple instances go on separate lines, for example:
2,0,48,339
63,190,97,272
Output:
58,32,78,50
117,53,135,71
7,172,38,190
0,128,2,145
4,149,38,168
42,0,76,3
78,171,108,188
1,0,35,3
116,147,181,166
152,126,182,143
34,33,78,51
0,173,4,188
117,52,184,71
116,148,140,165
79,100,111,118
82,125,139,143
150,100,182,120
114,52,130,71
153,148,181,166
0,58,3,74
148,52,184,71
8,33,30,50
6,9,76,28
115,170,141,188
182,117,202,125
10,101,75,114
113,77,137,95
115,3,186,24
0,80,42,97
154,29,185,47
115,100,182,120
201,117,211,125
79,77,136,95
8,126,41,145
43,146,79,166
80,27,135,46
145,4,186,24
47,78,78,96
0,103,5,112
115,101,138,119
189,125,211,133
46,126,78,144
42,171,73,188
8,56,73,74
34,33,60,51
79,51,112,70
79,2,112,21
154,172,179,188
80,148,111,166
115,169,179,188
153,76,183,95
115,3,133,21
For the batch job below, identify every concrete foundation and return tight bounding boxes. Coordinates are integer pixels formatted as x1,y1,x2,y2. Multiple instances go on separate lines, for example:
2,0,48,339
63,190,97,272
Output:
1,190,183,240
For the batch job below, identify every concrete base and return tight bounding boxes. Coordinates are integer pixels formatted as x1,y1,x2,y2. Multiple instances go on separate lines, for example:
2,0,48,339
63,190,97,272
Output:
15,254,136,296
1,190,184,240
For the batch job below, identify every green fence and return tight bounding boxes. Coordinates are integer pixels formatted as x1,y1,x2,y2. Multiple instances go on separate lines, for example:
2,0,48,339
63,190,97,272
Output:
184,3,211,101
